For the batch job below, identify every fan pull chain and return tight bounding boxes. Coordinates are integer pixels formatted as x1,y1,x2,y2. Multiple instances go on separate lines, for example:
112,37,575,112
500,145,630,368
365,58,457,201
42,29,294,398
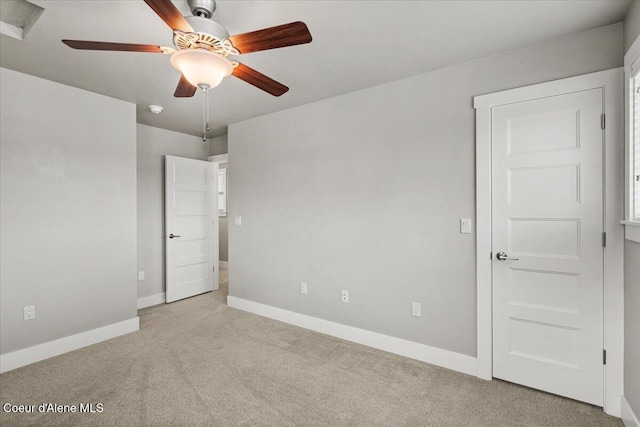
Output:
202,86,208,141
206,89,211,133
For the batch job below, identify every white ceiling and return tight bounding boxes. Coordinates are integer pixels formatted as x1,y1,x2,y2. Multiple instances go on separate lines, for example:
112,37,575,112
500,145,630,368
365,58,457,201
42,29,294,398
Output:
0,0,631,138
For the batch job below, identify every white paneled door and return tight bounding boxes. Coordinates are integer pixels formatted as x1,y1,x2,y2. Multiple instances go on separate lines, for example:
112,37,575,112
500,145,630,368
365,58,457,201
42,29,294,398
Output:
491,89,604,405
165,156,218,303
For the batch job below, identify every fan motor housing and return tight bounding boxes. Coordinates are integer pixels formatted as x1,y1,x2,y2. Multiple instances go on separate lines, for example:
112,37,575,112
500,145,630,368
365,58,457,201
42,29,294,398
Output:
185,16,229,40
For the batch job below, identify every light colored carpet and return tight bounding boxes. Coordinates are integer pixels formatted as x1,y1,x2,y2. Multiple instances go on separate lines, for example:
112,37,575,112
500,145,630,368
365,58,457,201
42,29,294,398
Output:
0,270,622,426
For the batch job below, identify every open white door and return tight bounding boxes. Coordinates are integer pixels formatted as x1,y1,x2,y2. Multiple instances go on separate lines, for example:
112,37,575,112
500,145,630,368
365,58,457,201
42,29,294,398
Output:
165,155,218,303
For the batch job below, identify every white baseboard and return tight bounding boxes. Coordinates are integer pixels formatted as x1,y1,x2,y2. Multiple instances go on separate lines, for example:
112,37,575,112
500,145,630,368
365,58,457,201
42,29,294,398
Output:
137,292,165,309
227,296,477,376
0,317,139,373
219,261,228,269
622,395,640,427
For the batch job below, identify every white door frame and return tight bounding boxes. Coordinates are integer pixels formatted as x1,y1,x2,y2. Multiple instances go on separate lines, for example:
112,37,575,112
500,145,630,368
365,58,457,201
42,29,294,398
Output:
473,68,624,416
208,154,228,163
209,153,228,270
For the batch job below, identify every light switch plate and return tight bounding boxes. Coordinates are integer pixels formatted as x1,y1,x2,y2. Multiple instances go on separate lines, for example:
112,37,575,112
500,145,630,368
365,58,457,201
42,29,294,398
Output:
460,218,472,234
234,216,242,226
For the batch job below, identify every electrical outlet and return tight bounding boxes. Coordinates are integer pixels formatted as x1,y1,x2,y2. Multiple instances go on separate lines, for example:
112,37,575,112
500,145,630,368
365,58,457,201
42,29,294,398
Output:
300,282,308,295
138,271,145,281
24,305,36,320
412,302,421,317
341,290,349,303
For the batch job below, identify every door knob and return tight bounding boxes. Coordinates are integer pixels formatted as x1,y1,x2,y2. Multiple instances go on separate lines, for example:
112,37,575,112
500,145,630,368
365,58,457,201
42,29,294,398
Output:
496,251,519,261
169,234,181,239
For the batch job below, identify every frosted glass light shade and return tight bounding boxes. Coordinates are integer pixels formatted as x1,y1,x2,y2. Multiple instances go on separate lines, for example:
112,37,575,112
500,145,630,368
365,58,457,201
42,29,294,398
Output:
170,49,233,88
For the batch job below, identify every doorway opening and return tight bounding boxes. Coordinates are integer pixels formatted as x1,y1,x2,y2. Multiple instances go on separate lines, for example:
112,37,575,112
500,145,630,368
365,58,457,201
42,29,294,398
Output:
209,153,229,304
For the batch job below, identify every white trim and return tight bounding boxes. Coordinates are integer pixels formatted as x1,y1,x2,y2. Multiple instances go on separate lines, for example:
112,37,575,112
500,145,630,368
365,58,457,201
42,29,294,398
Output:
622,396,640,427
475,104,493,381
227,296,477,376
219,261,228,269
624,34,640,238
474,68,625,416
137,292,166,309
474,70,617,108
208,153,228,163
603,68,625,417
0,317,139,373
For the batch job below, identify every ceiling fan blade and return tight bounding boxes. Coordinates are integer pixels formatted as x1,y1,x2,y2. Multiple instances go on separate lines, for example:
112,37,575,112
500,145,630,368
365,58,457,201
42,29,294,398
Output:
174,75,197,97
228,21,312,54
232,63,289,97
143,0,193,33
62,40,165,53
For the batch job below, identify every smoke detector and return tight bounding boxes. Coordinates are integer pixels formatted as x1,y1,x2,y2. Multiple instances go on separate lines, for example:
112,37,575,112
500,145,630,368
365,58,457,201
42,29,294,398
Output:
148,105,163,114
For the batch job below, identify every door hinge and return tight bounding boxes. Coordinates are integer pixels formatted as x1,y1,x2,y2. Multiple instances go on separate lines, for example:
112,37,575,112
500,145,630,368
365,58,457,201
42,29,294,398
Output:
490,251,493,260
602,232,607,247
601,114,605,130
212,266,215,272
603,349,607,365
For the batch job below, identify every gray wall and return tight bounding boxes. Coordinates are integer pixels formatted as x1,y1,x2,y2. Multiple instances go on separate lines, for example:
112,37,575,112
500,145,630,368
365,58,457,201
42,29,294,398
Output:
219,220,229,262
228,23,623,358
0,68,138,354
624,2,640,417
625,0,640,53
209,135,228,156
625,241,640,417
136,124,209,300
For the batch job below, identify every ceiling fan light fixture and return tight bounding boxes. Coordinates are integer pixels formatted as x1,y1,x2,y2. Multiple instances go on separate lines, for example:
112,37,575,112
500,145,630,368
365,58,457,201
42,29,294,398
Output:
170,49,232,89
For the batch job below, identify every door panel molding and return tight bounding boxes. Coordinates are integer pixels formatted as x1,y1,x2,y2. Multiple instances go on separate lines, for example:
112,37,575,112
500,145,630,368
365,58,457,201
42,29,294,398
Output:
473,68,624,416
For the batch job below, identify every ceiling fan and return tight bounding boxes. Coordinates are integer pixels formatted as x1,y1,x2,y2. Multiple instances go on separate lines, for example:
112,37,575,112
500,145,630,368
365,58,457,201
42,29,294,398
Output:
61,0,312,98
